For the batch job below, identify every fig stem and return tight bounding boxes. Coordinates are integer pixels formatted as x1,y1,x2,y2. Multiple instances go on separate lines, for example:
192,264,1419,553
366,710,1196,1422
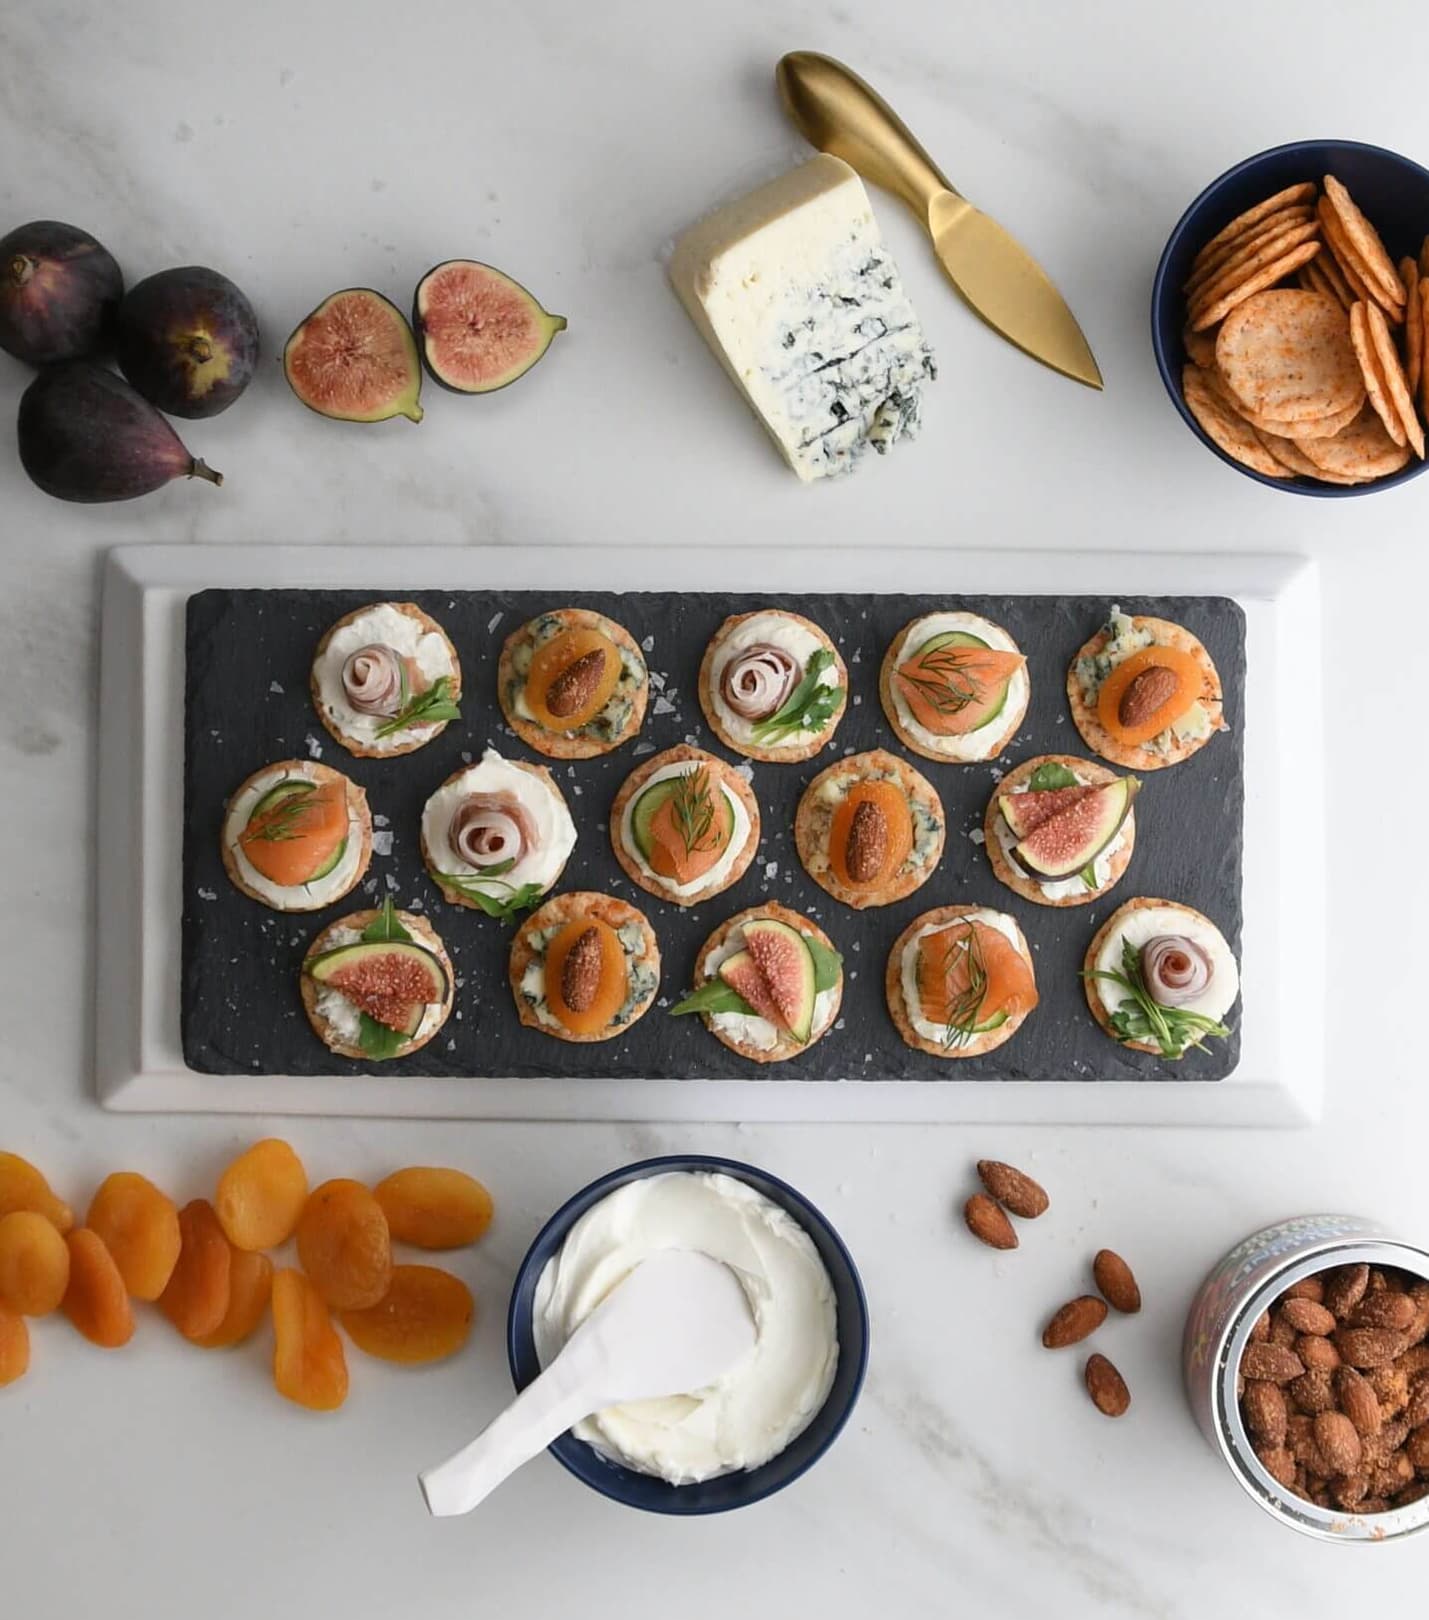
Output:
189,458,223,487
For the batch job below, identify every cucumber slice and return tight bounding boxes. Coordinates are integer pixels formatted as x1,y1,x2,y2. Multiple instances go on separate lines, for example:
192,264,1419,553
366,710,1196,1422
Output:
912,628,1009,733
630,779,677,862
246,777,315,822
307,836,347,883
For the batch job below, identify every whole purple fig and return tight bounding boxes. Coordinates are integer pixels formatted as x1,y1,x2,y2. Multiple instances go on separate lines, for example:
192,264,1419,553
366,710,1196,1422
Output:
0,221,123,365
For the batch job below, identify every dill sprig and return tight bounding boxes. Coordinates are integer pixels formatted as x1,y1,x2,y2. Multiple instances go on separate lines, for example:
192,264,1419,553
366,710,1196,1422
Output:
895,644,986,716
241,782,318,844
936,923,991,1049
671,767,718,855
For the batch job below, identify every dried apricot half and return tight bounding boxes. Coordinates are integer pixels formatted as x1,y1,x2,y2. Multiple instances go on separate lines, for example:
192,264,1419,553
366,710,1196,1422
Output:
340,1265,474,1364
86,1172,181,1301
296,1179,391,1311
372,1168,493,1250
158,1200,232,1341
0,1302,29,1386
195,1247,273,1350
215,1139,309,1252
62,1229,135,1348
0,1209,71,1315
0,1152,73,1232
272,1268,348,1411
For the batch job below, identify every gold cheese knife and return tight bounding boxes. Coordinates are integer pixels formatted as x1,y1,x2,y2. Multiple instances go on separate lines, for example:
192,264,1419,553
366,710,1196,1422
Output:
776,51,1103,390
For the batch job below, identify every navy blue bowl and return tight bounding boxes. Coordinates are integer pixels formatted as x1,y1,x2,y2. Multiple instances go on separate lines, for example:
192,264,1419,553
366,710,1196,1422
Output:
1152,139,1429,496
506,1154,868,1515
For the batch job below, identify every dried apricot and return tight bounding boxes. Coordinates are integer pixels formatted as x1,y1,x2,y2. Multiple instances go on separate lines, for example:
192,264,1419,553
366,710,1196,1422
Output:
86,1172,181,1300
340,1265,474,1364
0,1210,71,1315
296,1179,391,1310
0,1302,29,1386
272,1268,348,1411
195,1247,273,1349
61,1229,135,1348
158,1200,232,1340
372,1168,493,1250
215,1139,309,1252
0,1152,73,1232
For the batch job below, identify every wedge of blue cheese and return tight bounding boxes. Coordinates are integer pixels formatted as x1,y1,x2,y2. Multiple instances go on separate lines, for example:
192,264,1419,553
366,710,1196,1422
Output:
669,154,936,481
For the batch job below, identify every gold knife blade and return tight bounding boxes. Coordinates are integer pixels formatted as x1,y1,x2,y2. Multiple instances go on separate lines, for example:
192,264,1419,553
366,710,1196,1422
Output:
776,51,1103,390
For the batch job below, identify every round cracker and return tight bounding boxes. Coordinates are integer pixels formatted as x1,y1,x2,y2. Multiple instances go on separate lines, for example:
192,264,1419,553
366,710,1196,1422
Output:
1189,240,1321,332
310,602,461,759
1252,427,1360,484
697,610,848,764
497,609,648,760
1350,301,1407,448
688,901,843,1064
419,757,574,912
1421,280,1429,421
220,759,373,912
1182,324,1218,369
1318,198,1402,323
1185,206,1314,299
1298,403,1412,479
1305,247,1354,310
1196,361,1355,439
795,749,944,910
1400,259,1423,398
1214,289,1361,422
982,755,1136,908
1322,175,1405,309
608,745,760,907
299,908,453,1060
1187,219,1320,326
1082,896,1233,1056
1190,183,1317,271
1365,298,1425,458
878,613,1029,765
508,890,660,1043
885,904,1037,1059
1066,614,1224,772
1181,365,1292,478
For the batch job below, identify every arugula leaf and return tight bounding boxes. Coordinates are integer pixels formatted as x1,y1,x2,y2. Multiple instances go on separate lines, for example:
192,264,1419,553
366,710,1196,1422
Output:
1082,939,1230,1060
669,980,755,1018
362,898,412,944
374,675,462,739
435,872,544,922
805,933,843,992
751,649,845,744
1027,762,1080,792
358,1012,409,1061
1079,863,1099,891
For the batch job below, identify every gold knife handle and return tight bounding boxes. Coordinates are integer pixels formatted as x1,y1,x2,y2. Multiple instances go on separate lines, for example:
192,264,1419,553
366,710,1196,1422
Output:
776,51,958,219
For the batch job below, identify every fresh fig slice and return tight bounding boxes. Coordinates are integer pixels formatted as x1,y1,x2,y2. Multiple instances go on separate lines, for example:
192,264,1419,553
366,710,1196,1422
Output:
283,289,423,423
0,220,124,366
413,261,565,393
17,362,222,503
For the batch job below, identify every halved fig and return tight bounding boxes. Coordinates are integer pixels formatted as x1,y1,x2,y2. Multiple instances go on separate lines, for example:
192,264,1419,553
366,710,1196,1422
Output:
413,261,565,393
283,289,423,423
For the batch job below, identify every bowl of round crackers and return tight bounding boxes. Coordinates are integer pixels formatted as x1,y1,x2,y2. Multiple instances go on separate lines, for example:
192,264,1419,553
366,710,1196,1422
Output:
1153,140,1429,494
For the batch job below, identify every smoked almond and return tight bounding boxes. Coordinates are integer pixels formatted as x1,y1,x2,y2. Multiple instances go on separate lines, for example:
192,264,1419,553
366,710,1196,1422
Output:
1281,1297,1336,1336
1323,1263,1370,1319
1336,1326,1408,1369
1084,1353,1130,1417
1241,1342,1304,1384
1335,1365,1383,1436
1349,1291,1417,1333
974,1160,1049,1220
1314,1410,1363,1476
963,1193,1017,1251
1243,1380,1289,1446
1043,1295,1108,1349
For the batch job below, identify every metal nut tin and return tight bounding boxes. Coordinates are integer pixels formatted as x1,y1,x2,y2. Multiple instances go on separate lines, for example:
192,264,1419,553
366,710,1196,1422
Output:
1184,1213,1429,1542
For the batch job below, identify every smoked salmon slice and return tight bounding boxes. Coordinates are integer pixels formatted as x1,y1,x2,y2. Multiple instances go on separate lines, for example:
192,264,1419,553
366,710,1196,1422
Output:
240,782,347,887
916,919,1037,1034
894,644,1025,736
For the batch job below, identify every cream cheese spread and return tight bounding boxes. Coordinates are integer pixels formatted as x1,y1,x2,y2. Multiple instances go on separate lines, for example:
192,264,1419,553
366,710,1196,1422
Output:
994,771,1128,901
618,761,752,899
900,907,1024,1042
887,611,1028,761
1093,904,1238,1023
701,926,837,1053
312,603,456,754
421,748,576,900
532,1171,839,1484
222,764,364,909
707,612,841,747
311,921,446,1044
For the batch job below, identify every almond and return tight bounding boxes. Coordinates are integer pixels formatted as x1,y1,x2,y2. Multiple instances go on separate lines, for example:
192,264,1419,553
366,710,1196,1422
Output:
1336,1327,1408,1369
1084,1353,1130,1417
1370,1455,1415,1495
1297,1333,1341,1372
1289,1368,1335,1415
1404,1370,1429,1429
975,1160,1049,1220
1042,1295,1108,1349
1117,663,1180,728
1268,1312,1300,1349
1398,1344,1429,1377
963,1193,1017,1251
544,649,607,719
1281,1298,1336,1336
1368,1365,1411,1415
1314,1410,1363,1476
559,926,603,1013
1093,1249,1141,1314
1256,1444,1297,1489
1324,1262,1371,1320
1334,1366,1383,1437
1409,1426,1429,1472
844,800,889,884
1349,1292,1417,1333
1283,1276,1326,1305
1250,1310,1271,1344
1361,1418,1409,1464
1241,1342,1305,1384
1331,1472,1371,1509
1243,1380,1288,1446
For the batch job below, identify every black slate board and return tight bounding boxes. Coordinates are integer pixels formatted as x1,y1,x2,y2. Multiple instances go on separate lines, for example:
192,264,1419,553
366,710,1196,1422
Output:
182,590,1244,1083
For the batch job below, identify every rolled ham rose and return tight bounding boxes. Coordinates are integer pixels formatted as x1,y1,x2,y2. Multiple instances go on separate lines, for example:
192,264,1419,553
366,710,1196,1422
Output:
1142,935,1212,1007
450,792,537,870
341,644,406,717
720,644,799,721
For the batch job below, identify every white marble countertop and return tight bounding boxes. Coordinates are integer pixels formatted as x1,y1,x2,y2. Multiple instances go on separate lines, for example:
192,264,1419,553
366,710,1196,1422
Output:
2,0,1427,1613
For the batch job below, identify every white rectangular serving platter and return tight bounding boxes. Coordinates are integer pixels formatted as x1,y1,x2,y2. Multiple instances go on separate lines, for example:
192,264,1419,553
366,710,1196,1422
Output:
96,544,1322,1125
